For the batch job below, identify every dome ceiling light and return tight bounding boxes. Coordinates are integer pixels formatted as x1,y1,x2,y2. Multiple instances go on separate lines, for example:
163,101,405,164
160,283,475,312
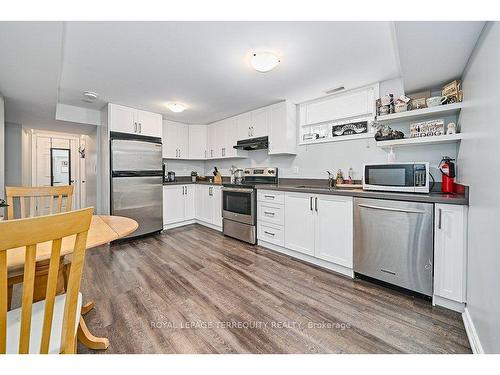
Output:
250,52,280,73
166,102,187,113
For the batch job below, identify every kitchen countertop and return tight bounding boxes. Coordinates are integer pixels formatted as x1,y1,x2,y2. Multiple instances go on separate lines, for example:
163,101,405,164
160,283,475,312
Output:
254,184,469,205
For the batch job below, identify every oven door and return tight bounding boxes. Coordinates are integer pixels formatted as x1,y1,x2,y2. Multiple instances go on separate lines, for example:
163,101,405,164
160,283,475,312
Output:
363,163,418,192
222,187,256,225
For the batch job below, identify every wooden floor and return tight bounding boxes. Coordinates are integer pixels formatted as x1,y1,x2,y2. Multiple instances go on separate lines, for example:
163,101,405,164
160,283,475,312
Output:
77,224,471,354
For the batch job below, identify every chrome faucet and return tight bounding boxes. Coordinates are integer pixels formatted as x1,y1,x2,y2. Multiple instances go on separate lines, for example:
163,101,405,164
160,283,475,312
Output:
326,171,335,188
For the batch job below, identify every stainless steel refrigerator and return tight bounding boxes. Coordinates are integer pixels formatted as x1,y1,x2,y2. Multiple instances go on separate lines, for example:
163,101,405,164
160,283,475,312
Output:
110,133,163,238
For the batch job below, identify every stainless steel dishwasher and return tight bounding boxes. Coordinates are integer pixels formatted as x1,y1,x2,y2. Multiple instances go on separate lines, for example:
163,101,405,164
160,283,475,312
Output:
354,197,434,296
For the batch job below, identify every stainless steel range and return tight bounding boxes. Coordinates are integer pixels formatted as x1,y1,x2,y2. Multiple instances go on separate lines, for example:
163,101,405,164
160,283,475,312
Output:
222,167,278,244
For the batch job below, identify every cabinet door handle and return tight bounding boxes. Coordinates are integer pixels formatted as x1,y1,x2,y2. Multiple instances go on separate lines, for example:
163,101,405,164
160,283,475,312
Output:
264,195,275,200
134,122,137,133
264,211,275,216
310,196,313,211
138,123,142,133
438,208,442,229
179,149,181,158
315,197,318,212
264,231,275,237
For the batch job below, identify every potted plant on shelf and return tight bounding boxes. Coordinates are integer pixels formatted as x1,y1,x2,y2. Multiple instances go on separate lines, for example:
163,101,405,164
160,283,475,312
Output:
191,171,198,183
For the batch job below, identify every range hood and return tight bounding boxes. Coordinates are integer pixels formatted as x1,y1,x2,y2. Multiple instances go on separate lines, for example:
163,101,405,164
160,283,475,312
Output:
233,136,269,151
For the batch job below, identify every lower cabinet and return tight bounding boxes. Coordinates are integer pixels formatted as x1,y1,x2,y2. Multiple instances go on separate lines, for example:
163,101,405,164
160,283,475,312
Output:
194,184,222,228
433,203,468,310
258,190,354,277
163,185,195,227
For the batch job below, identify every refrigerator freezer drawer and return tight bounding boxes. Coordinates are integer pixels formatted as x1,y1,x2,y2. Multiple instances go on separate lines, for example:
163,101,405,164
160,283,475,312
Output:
111,176,163,238
111,139,162,172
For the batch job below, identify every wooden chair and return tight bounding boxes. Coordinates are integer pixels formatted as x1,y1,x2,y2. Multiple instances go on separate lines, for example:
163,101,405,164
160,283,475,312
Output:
0,207,93,354
4,186,75,309
4,185,74,220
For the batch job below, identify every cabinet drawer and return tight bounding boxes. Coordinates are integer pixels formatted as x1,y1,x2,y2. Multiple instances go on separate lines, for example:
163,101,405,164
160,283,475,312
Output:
257,190,284,204
257,202,284,226
258,222,284,247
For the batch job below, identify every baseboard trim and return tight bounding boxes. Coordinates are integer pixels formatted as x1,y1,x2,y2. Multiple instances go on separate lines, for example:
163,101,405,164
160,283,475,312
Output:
432,295,465,313
163,219,222,232
462,307,485,354
258,240,354,278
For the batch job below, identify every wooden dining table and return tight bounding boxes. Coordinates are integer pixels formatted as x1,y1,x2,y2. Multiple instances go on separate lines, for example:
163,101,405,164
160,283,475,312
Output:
6,214,138,351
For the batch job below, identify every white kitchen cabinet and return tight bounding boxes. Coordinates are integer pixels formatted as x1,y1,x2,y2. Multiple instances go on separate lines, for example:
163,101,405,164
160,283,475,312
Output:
109,103,162,137
283,191,354,269
284,192,315,256
207,123,217,159
236,112,253,139
314,195,353,267
268,101,297,155
434,204,468,306
136,109,163,138
195,184,222,228
162,120,188,159
188,125,208,159
250,107,269,138
163,185,193,226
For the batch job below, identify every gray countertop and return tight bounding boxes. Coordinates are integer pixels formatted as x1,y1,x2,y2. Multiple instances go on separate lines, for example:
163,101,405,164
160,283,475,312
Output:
254,184,469,205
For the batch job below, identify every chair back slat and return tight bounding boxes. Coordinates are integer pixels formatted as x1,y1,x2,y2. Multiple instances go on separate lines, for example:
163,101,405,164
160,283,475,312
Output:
18,244,37,354
4,186,74,220
0,207,93,354
39,238,62,354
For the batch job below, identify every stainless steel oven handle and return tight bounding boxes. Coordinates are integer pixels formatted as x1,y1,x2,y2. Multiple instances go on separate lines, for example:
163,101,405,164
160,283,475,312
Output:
358,203,426,214
222,187,255,193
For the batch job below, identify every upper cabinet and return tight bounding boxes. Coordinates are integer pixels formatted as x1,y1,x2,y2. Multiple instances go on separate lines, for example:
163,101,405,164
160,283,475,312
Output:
268,101,297,155
188,125,208,159
108,103,162,138
298,84,377,145
162,120,188,159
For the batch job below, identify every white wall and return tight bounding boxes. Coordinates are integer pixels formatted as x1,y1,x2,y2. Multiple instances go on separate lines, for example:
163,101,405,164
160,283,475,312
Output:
457,22,500,353
4,122,23,186
0,96,4,200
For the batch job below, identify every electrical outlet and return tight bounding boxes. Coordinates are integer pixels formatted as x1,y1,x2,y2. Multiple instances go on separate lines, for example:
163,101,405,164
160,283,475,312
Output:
294,166,300,174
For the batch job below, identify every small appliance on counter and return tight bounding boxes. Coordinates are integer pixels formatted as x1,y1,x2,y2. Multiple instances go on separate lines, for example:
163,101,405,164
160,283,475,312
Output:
363,162,429,193
222,167,278,244
439,157,456,193
163,165,176,183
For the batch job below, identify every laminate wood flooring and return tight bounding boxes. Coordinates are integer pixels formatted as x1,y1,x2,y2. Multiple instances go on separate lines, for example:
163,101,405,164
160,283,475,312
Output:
77,224,471,354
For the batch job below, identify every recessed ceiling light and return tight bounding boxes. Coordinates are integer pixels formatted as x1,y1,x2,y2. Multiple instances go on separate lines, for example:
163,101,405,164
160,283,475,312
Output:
82,91,98,103
166,102,187,113
251,52,280,73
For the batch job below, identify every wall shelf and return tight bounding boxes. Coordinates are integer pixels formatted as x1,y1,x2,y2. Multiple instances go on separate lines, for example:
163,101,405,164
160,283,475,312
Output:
376,133,464,150
299,132,373,146
376,102,464,125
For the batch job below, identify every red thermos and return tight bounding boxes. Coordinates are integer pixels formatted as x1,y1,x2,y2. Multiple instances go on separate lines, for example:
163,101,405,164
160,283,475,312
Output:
439,157,456,193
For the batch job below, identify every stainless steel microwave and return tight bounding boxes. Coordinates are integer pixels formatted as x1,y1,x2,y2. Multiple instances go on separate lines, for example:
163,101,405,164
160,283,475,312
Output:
363,162,430,193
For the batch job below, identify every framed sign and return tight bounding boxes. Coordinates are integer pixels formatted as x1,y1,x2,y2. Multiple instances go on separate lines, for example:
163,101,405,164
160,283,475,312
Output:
331,121,368,137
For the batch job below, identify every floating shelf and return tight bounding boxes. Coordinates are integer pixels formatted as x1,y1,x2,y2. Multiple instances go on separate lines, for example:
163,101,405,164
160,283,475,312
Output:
299,132,373,145
376,102,464,125
376,133,464,150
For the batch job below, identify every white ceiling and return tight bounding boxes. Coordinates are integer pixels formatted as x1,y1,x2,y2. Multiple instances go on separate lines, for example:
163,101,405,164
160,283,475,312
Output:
0,21,485,127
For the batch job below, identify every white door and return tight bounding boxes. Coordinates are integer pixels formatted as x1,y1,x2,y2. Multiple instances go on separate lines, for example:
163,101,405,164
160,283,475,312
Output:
177,123,189,159
251,107,269,138
211,186,222,227
207,123,217,159
236,112,252,139
314,195,353,267
284,192,315,256
188,125,207,159
137,110,162,137
162,120,179,158
195,185,212,223
434,204,467,302
109,104,137,134
184,185,195,220
163,185,185,225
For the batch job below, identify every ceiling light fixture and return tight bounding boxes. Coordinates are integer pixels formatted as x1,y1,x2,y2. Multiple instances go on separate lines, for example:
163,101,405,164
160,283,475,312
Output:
250,52,280,73
166,102,187,113
325,86,345,95
82,91,98,103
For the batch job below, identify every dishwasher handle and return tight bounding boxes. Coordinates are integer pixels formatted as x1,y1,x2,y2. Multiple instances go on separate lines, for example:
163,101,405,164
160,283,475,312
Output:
358,203,427,215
